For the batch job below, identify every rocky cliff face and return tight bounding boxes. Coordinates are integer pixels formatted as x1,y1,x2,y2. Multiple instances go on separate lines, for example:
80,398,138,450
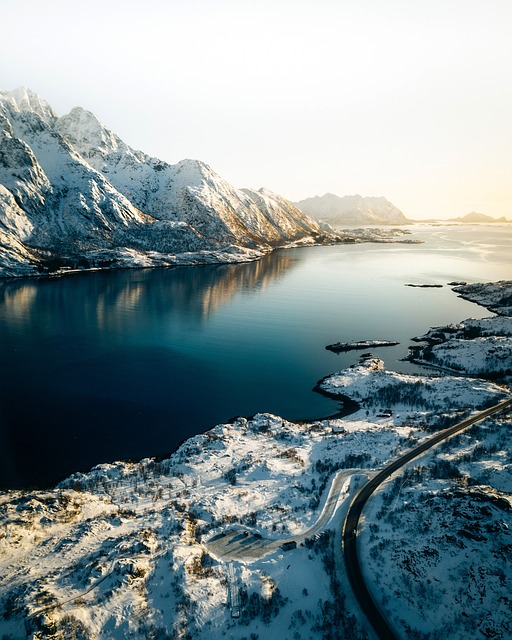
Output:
295,193,410,226
0,88,331,277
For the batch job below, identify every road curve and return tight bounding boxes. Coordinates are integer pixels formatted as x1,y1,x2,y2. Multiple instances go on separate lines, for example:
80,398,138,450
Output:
342,396,512,640
206,469,356,561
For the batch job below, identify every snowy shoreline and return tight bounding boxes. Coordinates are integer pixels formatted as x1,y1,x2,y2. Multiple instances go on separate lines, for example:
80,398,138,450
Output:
0,227,415,281
0,280,510,639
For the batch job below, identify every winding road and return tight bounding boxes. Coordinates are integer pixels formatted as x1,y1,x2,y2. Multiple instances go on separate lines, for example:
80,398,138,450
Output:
23,395,512,635
342,396,512,640
206,469,356,560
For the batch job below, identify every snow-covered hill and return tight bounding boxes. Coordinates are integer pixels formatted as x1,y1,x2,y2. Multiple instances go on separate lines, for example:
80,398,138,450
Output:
295,193,410,226
359,406,512,640
0,88,345,278
0,280,510,639
0,363,508,639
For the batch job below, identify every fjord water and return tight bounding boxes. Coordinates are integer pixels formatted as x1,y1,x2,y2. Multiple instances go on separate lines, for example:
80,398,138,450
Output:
1,224,510,489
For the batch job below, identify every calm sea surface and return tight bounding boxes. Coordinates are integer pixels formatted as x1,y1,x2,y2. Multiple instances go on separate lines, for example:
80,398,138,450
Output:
1,224,511,489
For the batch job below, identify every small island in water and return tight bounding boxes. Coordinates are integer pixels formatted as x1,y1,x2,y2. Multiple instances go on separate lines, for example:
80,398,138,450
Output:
405,283,443,288
326,339,400,353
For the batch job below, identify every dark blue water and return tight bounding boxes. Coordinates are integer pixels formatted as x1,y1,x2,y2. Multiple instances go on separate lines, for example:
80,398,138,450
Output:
1,225,510,489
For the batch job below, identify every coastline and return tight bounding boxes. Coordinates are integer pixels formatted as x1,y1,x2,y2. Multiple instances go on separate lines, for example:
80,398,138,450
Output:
0,227,416,281
0,280,510,640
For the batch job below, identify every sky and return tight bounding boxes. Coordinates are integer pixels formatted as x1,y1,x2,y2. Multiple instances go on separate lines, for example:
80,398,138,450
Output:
1,0,511,219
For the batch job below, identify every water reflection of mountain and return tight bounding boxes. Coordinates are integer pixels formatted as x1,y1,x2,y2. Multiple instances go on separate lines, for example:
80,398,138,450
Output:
0,251,296,335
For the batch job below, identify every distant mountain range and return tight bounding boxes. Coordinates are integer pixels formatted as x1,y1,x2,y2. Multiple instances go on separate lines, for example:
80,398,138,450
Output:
295,193,410,226
447,212,511,224
1,88,344,278
295,195,511,226
10,88,502,280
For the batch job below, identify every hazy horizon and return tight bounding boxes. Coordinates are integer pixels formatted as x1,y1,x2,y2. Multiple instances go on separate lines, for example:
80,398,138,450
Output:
2,0,511,220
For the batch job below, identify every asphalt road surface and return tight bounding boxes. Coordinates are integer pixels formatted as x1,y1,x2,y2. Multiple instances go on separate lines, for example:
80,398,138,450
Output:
342,396,512,640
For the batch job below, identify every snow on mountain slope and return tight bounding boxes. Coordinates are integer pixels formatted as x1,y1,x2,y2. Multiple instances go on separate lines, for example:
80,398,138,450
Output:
0,88,344,277
4,86,57,123
296,193,410,226
55,106,174,216
0,91,217,268
56,106,327,247
0,186,41,277
241,187,329,240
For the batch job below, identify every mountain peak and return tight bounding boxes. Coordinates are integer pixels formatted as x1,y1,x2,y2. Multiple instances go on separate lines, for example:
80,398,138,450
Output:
67,106,102,126
56,106,123,159
61,106,107,137
4,87,56,122
448,211,511,223
174,158,217,186
295,193,409,226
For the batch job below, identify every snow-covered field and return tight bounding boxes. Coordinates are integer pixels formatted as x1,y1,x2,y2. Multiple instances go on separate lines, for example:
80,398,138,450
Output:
1,408,404,639
0,281,511,640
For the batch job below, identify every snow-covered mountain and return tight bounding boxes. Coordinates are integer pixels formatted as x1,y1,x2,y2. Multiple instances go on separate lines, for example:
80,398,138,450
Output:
0,88,335,278
295,193,410,226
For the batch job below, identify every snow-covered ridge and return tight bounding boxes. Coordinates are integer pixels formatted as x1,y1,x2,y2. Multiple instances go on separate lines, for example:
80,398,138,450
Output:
2,87,56,122
1,88,401,278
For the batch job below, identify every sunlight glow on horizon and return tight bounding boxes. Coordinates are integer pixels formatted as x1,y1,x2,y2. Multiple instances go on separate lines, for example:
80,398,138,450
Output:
1,0,511,219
